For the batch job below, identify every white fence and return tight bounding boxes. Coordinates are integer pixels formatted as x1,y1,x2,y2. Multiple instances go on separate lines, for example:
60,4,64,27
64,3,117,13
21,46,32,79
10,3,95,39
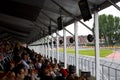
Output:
54,52,120,80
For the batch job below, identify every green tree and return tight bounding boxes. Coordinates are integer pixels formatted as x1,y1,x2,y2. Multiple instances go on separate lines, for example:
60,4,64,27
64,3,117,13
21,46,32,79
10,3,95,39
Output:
107,15,114,46
98,14,120,46
114,17,120,43
99,14,108,46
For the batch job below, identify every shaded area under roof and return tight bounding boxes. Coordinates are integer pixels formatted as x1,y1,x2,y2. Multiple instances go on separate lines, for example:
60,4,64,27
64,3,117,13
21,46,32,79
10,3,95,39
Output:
0,0,119,44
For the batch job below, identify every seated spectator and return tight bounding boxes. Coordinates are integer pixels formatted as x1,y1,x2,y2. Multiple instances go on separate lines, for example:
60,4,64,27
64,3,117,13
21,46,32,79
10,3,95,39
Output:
14,56,22,66
60,68,68,78
41,68,54,80
52,64,61,76
21,53,30,69
67,65,76,80
46,65,56,78
1,61,15,80
14,64,26,80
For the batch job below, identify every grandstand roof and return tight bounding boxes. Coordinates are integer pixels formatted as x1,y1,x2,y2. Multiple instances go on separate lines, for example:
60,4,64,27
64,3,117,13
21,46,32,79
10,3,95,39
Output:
0,0,119,44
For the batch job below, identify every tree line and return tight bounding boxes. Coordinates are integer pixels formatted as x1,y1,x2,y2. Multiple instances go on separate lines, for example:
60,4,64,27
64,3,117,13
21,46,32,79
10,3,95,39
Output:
93,14,120,46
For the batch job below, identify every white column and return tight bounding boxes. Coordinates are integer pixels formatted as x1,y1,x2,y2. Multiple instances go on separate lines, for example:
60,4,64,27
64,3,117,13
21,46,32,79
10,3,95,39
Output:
47,37,50,59
42,40,45,56
63,28,67,69
45,45,47,58
40,41,42,55
56,31,59,63
74,21,79,76
44,38,46,57
94,11,100,80
40,45,42,55
51,35,54,63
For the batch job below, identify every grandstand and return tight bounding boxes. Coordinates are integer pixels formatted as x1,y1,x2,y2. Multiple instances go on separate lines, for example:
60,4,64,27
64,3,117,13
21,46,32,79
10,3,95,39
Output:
0,0,120,80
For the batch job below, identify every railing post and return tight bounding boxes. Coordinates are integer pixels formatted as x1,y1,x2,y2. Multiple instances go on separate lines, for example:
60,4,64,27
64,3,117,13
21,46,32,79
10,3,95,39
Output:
92,61,94,76
102,65,104,80
115,69,117,80
108,67,110,80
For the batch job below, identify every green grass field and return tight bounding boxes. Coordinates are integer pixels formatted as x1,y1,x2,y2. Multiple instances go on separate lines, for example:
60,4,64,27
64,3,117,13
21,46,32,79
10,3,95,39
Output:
59,48,113,57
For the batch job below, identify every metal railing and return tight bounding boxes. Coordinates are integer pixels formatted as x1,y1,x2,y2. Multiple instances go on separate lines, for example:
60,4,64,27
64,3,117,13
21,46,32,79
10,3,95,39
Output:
54,52,120,80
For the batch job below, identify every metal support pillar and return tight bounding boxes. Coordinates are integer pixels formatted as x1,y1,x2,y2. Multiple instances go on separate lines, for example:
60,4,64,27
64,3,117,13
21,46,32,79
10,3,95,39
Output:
47,37,50,59
94,11,100,80
40,45,41,54
44,38,47,58
44,38,46,55
51,35,54,63
45,45,47,58
41,40,43,55
42,39,44,56
74,21,79,76
39,45,40,54
56,31,59,63
63,28,67,69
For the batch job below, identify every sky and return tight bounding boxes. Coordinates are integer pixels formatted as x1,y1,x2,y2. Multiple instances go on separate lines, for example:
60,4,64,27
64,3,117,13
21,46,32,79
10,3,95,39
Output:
55,2,120,36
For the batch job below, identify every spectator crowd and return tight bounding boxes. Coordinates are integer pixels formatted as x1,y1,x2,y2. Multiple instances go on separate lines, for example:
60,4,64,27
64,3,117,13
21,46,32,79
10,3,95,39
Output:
0,41,90,80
